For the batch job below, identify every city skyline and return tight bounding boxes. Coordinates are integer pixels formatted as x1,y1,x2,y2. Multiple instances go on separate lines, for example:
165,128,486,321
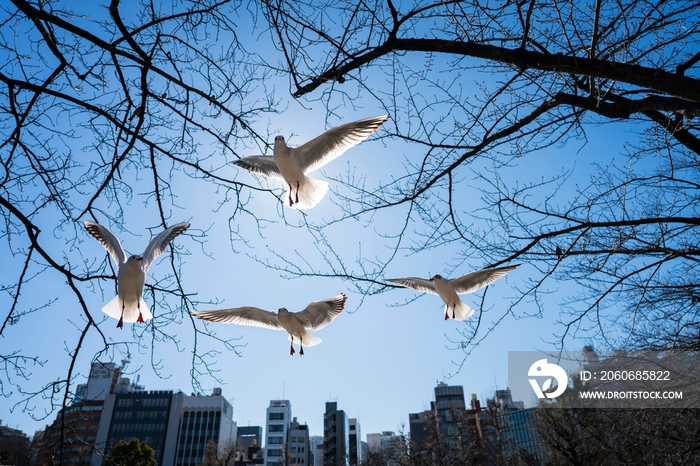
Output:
6,348,536,445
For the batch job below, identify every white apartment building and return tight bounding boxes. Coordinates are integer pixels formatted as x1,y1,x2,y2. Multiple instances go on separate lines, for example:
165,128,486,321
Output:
264,399,292,465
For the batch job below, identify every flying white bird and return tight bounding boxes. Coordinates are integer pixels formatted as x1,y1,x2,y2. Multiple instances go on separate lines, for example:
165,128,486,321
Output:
83,221,190,328
387,264,520,320
191,293,347,355
233,114,390,209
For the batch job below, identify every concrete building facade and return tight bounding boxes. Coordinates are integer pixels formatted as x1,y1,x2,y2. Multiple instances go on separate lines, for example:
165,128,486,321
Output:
323,402,349,466
347,418,361,466
264,400,291,465
90,388,234,466
288,417,311,465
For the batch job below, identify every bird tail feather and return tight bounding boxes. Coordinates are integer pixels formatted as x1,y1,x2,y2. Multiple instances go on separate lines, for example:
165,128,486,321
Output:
102,295,122,320
288,331,322,347
445,300,475,321
290,177,328,210
102,296,152,322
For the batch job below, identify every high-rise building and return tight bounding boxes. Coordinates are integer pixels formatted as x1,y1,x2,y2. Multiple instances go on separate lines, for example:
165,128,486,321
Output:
0,421,30,466
434,382,468,447
408,410,432,453
323,402,349,466
434,382,466,413
347,418,361,465
177,388,237,465
501,408,547,463
264,400,291,465
365,431,402,465
493,389,525,412
90,388,234,466
91,390,180,465
237,425,263,463
289,417,311,465
309,435,324,466
35,400,103,466
408,382,468,455
35,360,141,466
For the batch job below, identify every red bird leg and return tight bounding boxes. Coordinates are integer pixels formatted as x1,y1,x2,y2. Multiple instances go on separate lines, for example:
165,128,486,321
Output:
299,337,304,356
444,311,449,320
295,181,300,204
290,341,295,355
287,184,294,206
137,300,145,323
117,302,124,328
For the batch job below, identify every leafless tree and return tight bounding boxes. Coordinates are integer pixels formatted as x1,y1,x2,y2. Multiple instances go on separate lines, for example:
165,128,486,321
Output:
257,0,700,357
202,438,237,466
0,0,278,456
536,391,700,464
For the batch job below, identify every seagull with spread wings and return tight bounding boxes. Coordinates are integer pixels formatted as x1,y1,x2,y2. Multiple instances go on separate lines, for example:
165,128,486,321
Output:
387,265,520,320
233,115,389,209
83,221,190,328
192,293,347,355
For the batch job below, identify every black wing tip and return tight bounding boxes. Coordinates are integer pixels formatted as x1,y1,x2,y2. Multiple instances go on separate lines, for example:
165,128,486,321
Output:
191,310,215,322
365,114,390,127
385,278,407,285
83,221,103,237
331,293,348,311
231,159,253,171
231,158,260,173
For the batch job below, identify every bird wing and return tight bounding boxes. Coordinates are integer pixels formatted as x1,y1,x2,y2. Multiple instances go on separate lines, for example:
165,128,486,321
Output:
386,277,438,295
191,306,282,330
141,222,190,273
232,156,283,179
449,264,521,294
294,293,347,330
294,115,389,174
83,221,127,265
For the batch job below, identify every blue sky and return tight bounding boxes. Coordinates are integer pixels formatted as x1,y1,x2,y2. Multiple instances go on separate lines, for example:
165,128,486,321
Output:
0,0,636,442
1,112,628,441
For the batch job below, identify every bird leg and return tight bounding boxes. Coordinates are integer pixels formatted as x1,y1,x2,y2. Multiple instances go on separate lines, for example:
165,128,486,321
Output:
287,183,294,206
117,302,125,328
299,336,304,356
444,311,450,320
295,181,300,204
137,301,144,323
290,341,295,356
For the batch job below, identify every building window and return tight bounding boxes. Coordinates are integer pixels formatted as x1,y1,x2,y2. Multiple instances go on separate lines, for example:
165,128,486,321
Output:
269,424,284,432
269,413,284,420
267,449,282,457
268,436,283,444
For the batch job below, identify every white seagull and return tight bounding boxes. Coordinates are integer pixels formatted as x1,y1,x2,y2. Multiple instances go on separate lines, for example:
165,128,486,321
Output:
83,221,190,328
191,293,347,355
233,114,389,209
387,264,520,320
